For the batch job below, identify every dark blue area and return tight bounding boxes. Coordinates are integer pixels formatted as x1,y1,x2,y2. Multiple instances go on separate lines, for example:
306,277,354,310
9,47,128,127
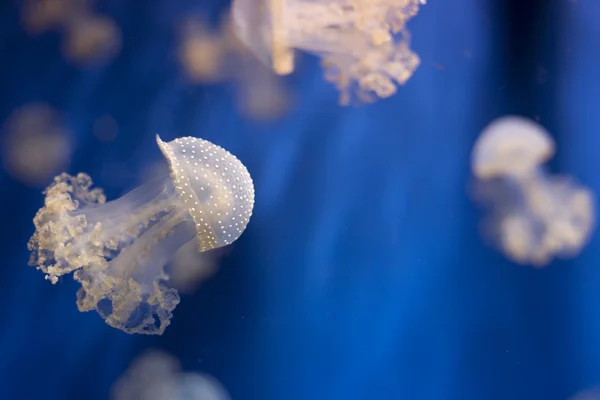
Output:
1,1,600,399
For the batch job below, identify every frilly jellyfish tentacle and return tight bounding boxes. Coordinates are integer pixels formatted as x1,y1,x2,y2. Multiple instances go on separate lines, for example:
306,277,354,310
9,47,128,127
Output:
27,172,107,283
76,208,196,335
28,135,255,334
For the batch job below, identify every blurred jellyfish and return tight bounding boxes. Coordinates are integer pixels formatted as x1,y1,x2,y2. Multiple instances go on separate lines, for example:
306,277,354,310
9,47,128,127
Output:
61,12,122,65
111,350,230,400
471,116,595,266
231,0,426,104
169,241,225,294
28,135,255,334
20,0,121,66
21,0,87,34
2,103,72,187
178,13,292,120
178,18,228,83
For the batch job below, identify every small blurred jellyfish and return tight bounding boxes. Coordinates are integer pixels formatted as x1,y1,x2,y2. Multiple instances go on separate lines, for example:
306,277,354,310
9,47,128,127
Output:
230,0,426,105
178,17,228,84
28,135,255,334
111,350,231,400
20,0,121,66
169,241,225,294
61,12,122,65
471,116,595,267
21,0,87,34
1,103,72,187
178,14,292,120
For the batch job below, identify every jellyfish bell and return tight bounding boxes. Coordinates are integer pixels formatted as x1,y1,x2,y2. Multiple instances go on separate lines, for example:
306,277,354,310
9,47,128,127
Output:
472,115,555,181
156,135,254,251
28,135,254,335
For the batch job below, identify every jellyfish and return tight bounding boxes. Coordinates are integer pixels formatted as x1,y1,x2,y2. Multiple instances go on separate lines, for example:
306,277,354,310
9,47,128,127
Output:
20,0,87,34
2,103,72,187
471,116,595,266
230,0,425,104
111,350,231,400
61,12,122,65
28,135,255,334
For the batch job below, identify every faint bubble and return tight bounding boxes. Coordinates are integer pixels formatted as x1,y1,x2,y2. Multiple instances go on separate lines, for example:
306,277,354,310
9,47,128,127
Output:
2,104,72,187
471,116,595,266
111,350,231,400
93,114,119,142
61,13,121,65
230,0,425,105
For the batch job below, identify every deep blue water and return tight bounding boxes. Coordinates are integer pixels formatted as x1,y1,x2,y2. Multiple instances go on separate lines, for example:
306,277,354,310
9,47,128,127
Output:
1,1,600,399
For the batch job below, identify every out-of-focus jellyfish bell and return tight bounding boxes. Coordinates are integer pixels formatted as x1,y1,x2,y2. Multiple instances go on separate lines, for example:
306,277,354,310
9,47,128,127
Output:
28,135,254,334
21,0,87,34
231,0,425,104
471,116,595,266
111,349,231,400
61,13,122,65
2,103,72,187
472,116,555,180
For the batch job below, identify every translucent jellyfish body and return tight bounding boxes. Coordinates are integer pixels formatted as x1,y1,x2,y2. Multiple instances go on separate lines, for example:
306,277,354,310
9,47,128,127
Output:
471,116,595,266
111,350,231,400
2,103,72,186
231,0,425,104
28,135,254,334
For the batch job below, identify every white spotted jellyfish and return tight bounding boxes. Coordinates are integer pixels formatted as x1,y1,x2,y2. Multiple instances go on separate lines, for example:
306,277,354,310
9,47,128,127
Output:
471,116,595,266
28,135,254,334
231,0,425,104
